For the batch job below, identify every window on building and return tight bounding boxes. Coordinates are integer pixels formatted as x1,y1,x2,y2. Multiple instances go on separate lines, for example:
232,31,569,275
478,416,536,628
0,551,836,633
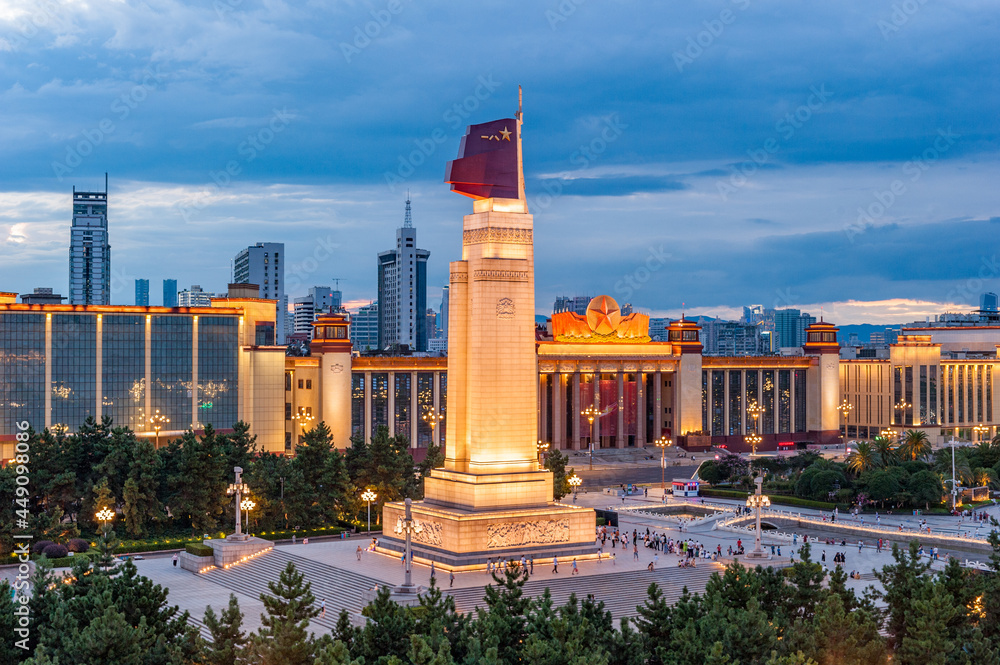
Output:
285,402,292,420
285,373,292,391
298,379,304,389
306,379,312,389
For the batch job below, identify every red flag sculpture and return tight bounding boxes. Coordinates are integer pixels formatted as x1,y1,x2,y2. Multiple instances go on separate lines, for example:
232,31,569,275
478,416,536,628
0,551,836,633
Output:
445,118,519,200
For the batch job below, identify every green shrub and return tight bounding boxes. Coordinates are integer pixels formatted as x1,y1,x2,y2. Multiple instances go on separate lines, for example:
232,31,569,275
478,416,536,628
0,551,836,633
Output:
700,488,844,511
185,543,214,557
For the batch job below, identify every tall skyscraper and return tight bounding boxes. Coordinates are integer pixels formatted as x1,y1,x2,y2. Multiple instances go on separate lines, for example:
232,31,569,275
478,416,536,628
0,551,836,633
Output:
774,308,817,348
233,242,286,344
163,278,178,307
440,285,449,340
377,198,429,351
134,279,149,306
293,286,342,338
68,176,111,305
349,302,379,351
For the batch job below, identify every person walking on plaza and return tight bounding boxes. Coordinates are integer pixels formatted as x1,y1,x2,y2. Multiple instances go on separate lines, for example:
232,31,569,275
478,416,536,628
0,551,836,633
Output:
356,546,362,560
172,553,178,567
320,598,326,618
529,556,534,574
633,544,639,560
430,561,436,581
450,570,455,587
552,556,559,573
572,558,579,575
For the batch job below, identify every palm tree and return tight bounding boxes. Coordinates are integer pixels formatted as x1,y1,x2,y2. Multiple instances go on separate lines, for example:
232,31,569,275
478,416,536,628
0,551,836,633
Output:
872,436,896,467
899,430,931,461
973,467,997,489
847,441,878,475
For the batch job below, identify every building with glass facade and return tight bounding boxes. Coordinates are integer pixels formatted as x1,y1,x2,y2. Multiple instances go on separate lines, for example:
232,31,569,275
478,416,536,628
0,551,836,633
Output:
0,286,287,461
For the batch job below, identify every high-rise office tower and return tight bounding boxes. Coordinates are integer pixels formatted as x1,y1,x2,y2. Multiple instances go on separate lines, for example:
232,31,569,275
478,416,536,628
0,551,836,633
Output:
233,242,285,344
163,279,178,307
68,176,111,305
774,309,817,348
377,198,429,351
293,286,342,338
349,302,379,351
134,279,149,306
440,285,449,340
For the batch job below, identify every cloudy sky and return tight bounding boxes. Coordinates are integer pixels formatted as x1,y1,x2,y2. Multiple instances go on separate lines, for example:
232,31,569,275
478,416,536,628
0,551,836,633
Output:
1,0,998,324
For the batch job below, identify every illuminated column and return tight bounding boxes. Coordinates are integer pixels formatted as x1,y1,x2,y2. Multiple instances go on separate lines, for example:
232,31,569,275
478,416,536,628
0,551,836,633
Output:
616,369,625,448
538,372,547,444
432,371,441,447
192,316,199,429
96,314,103,420
144,315,152,429
637,371,646,445
654,369,662,439
387,371,395,437
572,370,581,450
410,371,418,449
364,371,372,444
444,262,469,470
552,371,564,450
44,313,52,428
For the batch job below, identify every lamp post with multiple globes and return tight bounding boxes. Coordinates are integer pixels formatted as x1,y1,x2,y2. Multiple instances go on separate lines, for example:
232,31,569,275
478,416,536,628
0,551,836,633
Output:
150,409,169,447
361,488,378,532
568,474,582,503
745,475,771,559
654,436,672,490
423,408,443,446
536,440,550,465
746,400,764,457
96,507,115,535
837,399,854,443
241,498,255,533
582,405,600,470
894,400,911,428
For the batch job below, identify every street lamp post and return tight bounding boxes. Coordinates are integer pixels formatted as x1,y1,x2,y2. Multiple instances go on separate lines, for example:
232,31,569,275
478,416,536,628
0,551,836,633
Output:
948,437,961,511
894,400,911,428
837,399,854,443
96,507,115,535
654,436,672,490
746,400,764,457
393,498,423,592
150,409,169,447
536,440,549,466
241,498,255,533
361,489,377,532
582,405,599,470
292,407,314,450
226,466,250,539
423,408,443,446
568,474,582,503
745,475,771,559
974,425,990,446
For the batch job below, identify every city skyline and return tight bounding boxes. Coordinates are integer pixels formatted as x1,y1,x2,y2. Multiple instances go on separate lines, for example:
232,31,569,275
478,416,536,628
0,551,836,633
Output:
1,1,998,324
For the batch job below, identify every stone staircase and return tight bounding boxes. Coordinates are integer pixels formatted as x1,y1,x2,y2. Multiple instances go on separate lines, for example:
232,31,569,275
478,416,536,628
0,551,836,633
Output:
446,563,721,620
197,549,388,632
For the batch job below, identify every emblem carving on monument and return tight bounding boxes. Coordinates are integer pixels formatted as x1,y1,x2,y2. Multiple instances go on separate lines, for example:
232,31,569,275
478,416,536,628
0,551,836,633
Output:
486,519,570,548
552,295,652,343
329,363,344,373
496,297,515,319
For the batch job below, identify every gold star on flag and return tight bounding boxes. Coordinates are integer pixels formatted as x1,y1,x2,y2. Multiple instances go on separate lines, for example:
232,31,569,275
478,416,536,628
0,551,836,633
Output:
499,127,512,141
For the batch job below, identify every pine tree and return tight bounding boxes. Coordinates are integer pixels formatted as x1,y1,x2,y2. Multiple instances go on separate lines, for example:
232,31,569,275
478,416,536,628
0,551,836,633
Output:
202,594,247,665
895,581,958,665
873,540,932,649
294,421,350,525
476,563,530,665
122,438,163,536
251,561,319,665
169,427,228,534
359,585,416,664
314,638,364,665
632,583,673,665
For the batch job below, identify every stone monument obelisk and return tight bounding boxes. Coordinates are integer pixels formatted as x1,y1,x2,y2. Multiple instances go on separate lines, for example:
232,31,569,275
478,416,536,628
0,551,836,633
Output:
381,92,596,568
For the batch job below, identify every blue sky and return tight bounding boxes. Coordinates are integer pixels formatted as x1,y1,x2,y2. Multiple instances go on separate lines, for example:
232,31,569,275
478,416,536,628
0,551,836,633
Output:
1,0,998,324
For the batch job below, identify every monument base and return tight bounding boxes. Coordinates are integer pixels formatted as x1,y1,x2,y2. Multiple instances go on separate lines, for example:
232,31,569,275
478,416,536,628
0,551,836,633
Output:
204,536,274,569
381,499,596,570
